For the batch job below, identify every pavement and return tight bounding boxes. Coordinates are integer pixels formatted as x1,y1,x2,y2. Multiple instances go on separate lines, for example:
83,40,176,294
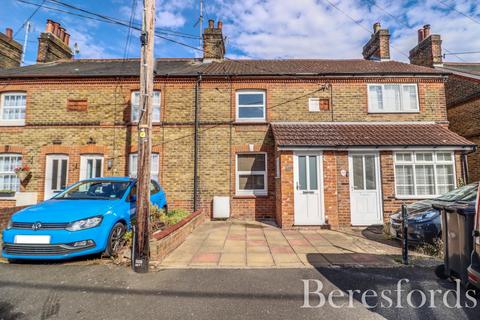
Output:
159,220,403,268
0,263,478,320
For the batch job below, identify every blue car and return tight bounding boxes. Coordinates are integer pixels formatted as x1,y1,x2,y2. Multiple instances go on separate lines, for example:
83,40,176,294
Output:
2,177,167,261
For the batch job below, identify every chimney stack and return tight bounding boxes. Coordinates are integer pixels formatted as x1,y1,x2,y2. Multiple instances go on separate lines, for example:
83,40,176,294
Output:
37,19,73,63
203,19,225,61
409,24,442,68
362,22,390,61
0,27,23,69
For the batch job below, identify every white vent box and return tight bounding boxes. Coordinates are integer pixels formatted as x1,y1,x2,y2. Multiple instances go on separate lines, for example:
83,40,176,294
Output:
213,196,230,219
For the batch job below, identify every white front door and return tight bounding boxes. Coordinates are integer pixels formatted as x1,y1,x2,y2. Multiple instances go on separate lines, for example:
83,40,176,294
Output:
44,155,68,200
294,152,324,225
349,153,383,226
80,155,103,180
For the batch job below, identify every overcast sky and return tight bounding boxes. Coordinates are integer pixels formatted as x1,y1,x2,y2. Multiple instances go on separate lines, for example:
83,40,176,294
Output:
1,0,479,64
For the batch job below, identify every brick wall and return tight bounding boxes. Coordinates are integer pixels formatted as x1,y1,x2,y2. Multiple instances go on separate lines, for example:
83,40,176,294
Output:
445,75,480,108
0,76,453,227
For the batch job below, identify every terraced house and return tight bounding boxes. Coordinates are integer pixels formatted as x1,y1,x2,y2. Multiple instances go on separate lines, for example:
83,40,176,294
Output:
0,19,475,229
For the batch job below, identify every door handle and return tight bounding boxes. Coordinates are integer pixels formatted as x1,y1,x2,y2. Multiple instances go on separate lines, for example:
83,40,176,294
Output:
303,191,314,194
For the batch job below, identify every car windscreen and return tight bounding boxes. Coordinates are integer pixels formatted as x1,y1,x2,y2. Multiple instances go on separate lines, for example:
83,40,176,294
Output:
54,181,131,200
436,183,478,202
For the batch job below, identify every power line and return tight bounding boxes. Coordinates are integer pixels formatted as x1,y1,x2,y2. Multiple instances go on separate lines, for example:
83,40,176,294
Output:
14,0,47,37
15,0,200,39
436,0,480,25
444,51,480,56
320,0,409,58
367,0,466,62
123,0,139,60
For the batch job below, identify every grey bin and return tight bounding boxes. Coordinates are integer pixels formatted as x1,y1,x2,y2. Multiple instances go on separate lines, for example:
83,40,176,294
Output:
433,201,476,286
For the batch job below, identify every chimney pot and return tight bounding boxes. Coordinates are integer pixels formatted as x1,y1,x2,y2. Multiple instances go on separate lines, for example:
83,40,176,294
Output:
373,22,381,33
5,28,13,40
217,20,223,29
64,33,70,46
46,19,54,33
52,22,60,36
208,19,214,29
423,24,431,38
59,27,66,42
418,28,425,43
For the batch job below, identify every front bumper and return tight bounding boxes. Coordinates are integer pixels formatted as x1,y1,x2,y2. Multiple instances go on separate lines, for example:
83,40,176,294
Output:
390,219,439,244
1,227,108,260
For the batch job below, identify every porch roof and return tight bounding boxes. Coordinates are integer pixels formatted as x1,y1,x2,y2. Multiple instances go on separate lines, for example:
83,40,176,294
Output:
271,123,476,149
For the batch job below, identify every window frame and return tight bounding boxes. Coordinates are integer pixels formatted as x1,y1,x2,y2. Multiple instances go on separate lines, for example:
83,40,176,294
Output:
80,154,104,180
0,92,27,126
394,151,456,199
367,84,419,113
235,90,266,122
129,153,160,182
130,91,161,123
0,153,22,193
236,152,268,196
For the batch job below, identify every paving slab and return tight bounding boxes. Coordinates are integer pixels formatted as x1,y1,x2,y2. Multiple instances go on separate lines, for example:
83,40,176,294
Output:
159,220,401,269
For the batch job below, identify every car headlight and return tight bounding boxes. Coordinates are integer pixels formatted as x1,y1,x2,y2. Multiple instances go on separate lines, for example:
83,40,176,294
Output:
6,219,12,230
413,210,439,222
66,216,103,231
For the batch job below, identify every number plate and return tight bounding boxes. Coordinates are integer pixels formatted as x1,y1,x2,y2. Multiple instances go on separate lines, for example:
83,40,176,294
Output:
14,235,51,244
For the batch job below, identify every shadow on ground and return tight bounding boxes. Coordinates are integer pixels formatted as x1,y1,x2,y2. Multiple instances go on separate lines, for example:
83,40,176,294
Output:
307,253,479,320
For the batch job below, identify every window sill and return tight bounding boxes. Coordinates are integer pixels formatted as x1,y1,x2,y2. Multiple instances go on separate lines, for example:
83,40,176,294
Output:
233,121,268,125
0,120,25,127
234,194,269,199
367,111,419,114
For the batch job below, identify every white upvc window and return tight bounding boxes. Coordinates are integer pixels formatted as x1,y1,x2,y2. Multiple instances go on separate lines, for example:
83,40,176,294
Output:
236,91,266,122
394,151,456,198
0,154,22,192
131,91,161,123
236,153,267,195
0,93,26,126
129,153,160,182
368,84,419,113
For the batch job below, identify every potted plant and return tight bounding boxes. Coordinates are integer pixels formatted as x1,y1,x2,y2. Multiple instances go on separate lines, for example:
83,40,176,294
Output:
15,164,31,182
0,190,15,197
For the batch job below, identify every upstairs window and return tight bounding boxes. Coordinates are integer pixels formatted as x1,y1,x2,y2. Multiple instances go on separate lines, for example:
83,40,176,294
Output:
131,91,161,123
0,154,22,192
368,84,419,113
236,91,266,122
129,153,160,182
1,93,26,125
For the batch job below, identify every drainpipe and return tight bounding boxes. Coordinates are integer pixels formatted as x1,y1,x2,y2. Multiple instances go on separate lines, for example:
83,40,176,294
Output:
193,73,202,211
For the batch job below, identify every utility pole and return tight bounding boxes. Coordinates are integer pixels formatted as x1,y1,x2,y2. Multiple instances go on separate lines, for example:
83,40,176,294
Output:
132,0,155,273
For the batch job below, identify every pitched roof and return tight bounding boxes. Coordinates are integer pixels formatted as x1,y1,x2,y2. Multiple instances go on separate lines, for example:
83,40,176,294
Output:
442,62,480,79
0,58,446,78
271,123,475,148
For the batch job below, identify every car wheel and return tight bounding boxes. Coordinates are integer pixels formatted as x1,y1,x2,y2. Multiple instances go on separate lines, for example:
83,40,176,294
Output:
104,222,126,257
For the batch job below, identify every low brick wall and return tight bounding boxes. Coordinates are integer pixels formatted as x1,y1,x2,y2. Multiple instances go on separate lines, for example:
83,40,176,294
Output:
150,210,207,262
0,206,27,230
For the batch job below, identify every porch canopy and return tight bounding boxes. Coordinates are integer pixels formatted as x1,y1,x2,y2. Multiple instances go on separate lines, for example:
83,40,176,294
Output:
271,123,476,150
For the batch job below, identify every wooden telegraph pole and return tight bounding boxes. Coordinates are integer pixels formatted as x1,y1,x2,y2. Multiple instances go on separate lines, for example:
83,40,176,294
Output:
132,0,155,273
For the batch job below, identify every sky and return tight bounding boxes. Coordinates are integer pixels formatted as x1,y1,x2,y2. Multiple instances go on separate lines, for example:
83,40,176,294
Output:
1,0,479,65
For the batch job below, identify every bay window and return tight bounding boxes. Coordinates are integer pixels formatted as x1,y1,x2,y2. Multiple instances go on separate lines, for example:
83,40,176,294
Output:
0,154,22,192
236,153,267,195
368,84,419,113
394,151,455,198
131,91,161,122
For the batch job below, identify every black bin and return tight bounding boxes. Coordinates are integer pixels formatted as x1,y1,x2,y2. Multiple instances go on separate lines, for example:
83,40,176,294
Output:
433,201,476,286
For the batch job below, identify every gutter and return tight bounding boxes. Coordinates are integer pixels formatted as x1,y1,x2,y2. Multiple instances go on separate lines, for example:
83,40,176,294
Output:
276,144,477,150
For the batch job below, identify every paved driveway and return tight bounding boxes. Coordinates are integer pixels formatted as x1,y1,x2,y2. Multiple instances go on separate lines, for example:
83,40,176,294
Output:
159,220,403,268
